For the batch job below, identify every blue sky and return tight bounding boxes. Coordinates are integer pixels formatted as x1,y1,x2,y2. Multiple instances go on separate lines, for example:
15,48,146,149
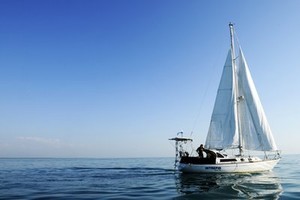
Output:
0,0,300,157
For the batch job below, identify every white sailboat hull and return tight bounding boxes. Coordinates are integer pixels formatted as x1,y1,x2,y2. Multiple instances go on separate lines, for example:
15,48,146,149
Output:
178,158,280,173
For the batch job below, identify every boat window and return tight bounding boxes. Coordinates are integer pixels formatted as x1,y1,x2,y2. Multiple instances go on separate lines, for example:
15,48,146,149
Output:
216,153,224,158
220,159,237,162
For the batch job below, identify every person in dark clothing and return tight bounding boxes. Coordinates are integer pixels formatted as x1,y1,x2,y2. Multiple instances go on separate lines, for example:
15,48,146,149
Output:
196,144,204,158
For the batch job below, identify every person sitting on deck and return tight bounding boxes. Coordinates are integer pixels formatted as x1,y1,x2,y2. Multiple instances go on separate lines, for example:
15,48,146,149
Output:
196,144,205,158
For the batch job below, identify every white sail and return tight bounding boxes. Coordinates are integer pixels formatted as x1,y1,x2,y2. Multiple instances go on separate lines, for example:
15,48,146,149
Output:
237,48,278,151
205,47,278,151
205,50,239,150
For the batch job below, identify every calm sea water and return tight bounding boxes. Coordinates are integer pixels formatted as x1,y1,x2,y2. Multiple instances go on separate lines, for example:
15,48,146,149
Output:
0,155,299,199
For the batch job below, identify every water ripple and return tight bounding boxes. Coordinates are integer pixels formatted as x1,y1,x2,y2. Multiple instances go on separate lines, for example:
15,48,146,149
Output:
0,157,297,199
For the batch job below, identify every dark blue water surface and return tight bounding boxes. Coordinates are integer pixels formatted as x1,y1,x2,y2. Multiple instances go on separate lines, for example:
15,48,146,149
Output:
0,155,299,199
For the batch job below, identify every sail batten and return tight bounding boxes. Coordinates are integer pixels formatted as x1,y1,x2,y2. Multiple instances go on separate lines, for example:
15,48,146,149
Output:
205,46,278,151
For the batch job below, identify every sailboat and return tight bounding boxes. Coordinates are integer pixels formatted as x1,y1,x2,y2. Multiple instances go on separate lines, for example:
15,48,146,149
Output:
170,23,281,173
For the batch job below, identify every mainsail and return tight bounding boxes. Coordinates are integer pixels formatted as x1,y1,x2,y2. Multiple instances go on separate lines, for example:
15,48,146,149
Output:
205,47,278,151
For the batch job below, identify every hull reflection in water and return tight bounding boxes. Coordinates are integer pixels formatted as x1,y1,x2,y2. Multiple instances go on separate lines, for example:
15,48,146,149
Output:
175,172,282,199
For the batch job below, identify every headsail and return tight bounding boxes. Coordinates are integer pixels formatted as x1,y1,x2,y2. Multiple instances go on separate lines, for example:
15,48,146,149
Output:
205,46,278,151
205,50,239,150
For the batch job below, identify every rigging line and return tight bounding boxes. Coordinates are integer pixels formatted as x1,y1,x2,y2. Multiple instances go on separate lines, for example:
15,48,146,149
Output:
190,39,227,136
189,76,211,134
190,141,196,156
233,28,243,53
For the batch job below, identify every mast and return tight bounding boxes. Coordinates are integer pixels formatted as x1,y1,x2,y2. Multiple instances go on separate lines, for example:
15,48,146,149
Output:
229,23,243,156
